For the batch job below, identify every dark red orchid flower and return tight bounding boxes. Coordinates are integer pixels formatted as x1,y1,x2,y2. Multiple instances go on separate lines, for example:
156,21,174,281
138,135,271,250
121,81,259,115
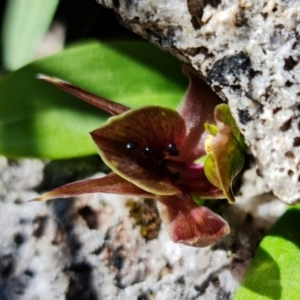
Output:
33,66,245,247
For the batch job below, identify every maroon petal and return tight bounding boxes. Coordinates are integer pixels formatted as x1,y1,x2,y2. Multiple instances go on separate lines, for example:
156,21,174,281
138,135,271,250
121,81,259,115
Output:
177,65,221,162
158,194,230,247
91,106,186,195
31,172,153,202
37,74,129,115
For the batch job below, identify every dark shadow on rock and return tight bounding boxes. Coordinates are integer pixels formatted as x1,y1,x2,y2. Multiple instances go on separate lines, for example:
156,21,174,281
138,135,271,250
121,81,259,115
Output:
37,155,107,191
0,252,34,300
55,0,138,42
51,198,99,300
193,264,232,299
209,200,269,251
66,262,98,300
232,153,255,197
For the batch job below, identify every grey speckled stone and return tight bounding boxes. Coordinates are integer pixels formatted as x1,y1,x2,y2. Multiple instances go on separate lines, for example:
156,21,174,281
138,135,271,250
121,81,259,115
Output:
96,0,300,204
0,156,286,299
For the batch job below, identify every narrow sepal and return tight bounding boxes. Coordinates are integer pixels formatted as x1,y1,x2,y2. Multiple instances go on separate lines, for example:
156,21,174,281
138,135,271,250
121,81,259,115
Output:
31,172,153,202
177,65,221,161
37,74,129,115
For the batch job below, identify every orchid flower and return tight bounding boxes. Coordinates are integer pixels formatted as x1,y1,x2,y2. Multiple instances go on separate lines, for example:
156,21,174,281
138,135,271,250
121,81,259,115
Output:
33,65,245,247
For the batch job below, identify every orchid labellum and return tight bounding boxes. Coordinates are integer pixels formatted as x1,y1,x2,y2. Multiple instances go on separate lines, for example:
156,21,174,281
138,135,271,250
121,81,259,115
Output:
34,65,245,247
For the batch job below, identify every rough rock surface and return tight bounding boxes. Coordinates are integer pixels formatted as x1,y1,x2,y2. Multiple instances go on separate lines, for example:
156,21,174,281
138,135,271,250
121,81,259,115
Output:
0,156,286,299
96,0,300,204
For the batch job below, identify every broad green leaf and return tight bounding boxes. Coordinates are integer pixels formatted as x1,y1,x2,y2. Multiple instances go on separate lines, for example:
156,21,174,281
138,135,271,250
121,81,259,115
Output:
0,40,187,159
1,0,59,70
234,206,300,300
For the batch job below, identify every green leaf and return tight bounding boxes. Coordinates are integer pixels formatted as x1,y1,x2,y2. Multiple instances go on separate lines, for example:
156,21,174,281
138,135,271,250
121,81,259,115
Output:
234,206,300,300
0,40,187,159
1,0,59,70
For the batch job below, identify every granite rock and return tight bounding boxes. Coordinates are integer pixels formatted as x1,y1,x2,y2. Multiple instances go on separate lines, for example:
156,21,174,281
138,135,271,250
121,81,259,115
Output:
0,156,286,299
96,0,300,204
